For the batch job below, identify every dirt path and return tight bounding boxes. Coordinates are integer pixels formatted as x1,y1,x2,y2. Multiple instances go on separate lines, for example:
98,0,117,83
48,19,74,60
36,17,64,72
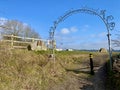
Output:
49,53,108,90
93,65,107,90
80,64,107,90
49,64,107,90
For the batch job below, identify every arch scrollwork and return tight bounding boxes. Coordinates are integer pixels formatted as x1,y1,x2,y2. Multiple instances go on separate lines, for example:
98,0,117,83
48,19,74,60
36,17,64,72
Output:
49,7,115,70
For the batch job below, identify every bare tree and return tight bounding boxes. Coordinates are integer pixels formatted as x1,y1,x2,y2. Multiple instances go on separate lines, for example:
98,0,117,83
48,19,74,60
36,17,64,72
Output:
23,25,40,38
1,20,40,38
112,33,120,47
2,20,23,36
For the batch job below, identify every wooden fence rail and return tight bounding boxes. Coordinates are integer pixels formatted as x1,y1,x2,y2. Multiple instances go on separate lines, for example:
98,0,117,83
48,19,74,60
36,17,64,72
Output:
0,34,48,50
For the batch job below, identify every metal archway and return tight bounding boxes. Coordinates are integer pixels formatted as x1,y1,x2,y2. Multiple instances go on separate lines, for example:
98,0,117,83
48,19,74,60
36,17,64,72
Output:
49,7,115,70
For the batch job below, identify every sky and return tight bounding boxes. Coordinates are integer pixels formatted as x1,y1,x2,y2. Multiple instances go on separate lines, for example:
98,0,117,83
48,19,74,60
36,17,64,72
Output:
0,0,120,50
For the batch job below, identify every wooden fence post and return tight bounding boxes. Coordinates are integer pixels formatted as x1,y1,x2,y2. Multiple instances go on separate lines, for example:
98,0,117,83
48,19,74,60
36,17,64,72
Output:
32,38,34,43
11,34,14,48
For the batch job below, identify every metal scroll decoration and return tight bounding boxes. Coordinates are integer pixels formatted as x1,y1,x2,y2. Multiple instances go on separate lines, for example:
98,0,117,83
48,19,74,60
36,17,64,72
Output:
49,7,115,70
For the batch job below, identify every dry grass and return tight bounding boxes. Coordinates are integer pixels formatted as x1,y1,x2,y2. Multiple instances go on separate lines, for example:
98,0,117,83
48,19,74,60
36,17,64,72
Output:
0,49,66,90
0,49,109,90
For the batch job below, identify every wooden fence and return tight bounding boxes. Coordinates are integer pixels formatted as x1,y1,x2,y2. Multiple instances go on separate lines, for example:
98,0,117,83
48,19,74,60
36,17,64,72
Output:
0,34,48,50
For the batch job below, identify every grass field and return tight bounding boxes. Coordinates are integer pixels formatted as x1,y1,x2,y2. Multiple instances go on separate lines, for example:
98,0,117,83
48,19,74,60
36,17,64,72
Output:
0,49,114,90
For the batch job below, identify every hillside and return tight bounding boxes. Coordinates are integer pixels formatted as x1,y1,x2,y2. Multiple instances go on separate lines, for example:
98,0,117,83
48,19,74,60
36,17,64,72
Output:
0,49,110,90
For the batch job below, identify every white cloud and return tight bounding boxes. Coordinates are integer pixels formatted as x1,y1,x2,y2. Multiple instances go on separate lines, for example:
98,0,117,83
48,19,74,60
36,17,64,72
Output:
61,28,70,34
90,34,96,38
98,32,106,37
57,26,109,50
70,27,78,32
23,23,28,26
0,17,8,25
0,17,7,21
81,25,90,32
84,25,89,28
60,26,78,35
90,32,106,38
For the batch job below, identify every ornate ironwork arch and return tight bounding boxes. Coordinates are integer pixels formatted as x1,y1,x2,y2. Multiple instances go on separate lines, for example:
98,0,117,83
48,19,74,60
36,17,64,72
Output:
49,7,115,70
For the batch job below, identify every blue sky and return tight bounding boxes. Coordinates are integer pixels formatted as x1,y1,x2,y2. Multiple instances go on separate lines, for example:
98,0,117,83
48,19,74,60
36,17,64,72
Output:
0,0,120,50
